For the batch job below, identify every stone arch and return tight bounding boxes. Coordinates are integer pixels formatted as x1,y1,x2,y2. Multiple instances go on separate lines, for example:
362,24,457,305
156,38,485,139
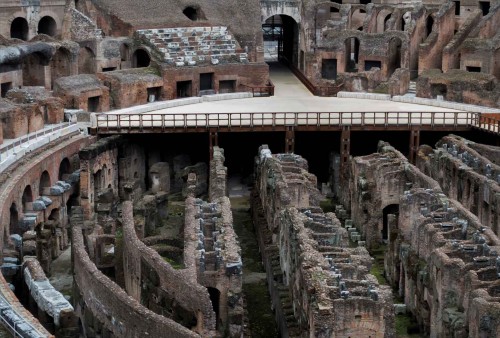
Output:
207,287,221,330
377,9,393,33
10,17,29,41
261,6,301,25
132,48,151,68
183,6,206,21
59,157,72,180
51,47,72,87
78,47,96,74
351,8,367,30
388,37,403,75
263,15,299,66
39,170,51,195
9,203,19,236
344,36,360,72
38,16,57,37
22,185,33,213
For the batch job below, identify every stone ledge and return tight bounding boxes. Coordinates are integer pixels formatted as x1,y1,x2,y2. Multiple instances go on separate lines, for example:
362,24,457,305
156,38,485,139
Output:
337,92,391,100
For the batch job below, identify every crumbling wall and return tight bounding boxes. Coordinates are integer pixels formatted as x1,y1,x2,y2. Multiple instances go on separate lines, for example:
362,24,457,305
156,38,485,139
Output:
416,135,500,234
121,201,216,336
254,146,394,337
209,146,227,202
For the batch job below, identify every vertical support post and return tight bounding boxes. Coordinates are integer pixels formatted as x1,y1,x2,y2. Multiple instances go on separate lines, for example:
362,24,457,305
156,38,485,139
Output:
409,129,420,165
340,127,350,174
285,126,295,153
209,130,218,160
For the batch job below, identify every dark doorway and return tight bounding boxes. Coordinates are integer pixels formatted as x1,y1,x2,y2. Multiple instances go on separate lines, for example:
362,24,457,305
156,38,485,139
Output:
147,87,161,102
263,15,299,66
183,7,198,20
22,186,33,213
132,49,150,68
207,287,221,330
430,84,447,99
10,203,19,235
466,66,481,73
382,204,399,241
177,81,192,98
345,37,360,72
454,1,461,15
39,171,51,195
200,73,214,91
59,158,71,180
102,67,116,72
479,1,490,15
38,16,57,37
11,17,29,40
88,96,100,112
322,59,338,80
1,82,12,98
426,16,434,38
219,80,236,93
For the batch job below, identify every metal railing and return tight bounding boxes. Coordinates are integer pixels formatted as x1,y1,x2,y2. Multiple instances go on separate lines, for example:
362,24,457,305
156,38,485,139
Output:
0,123,76,158
92,111,483,132
0,292,47,337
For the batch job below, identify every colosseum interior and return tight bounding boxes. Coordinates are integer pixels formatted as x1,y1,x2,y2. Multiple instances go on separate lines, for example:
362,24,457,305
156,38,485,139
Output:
0,0,499,337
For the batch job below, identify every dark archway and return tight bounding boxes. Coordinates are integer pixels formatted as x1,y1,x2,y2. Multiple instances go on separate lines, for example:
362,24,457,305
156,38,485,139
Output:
22,186,33,213
38,16,57,37
59,158,71,180
426,16,434,38
51,47,71,87
263,15,299,66
78,47,95,74
388,37,402,75
344,37,360,72
9,203,19,235
384,14,392,31
207,287,221,330
11,17,29,40
39,170,51,195
382,204,399,241
132,49,151,68
183,7,198,20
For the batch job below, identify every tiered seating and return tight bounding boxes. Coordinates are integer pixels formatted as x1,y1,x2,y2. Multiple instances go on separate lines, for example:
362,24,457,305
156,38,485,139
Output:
137,26,248,66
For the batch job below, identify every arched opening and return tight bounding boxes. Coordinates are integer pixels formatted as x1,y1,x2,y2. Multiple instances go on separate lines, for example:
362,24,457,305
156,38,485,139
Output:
384,14,392,31
388,37,402,75
22,186,33,213
93,169,103,196
59,158,71,180
351,9,367,30
426,16,434,38
78,47,95,74
132,49,151,68
263,15,299,66
51,47,71,88
183,7,198,20
344,37,360,72
10,17,29,41
207,287,221,330
23,52,48,86
9,203,19,235
39,171,51,195
382,204,399,242
38,16,57,37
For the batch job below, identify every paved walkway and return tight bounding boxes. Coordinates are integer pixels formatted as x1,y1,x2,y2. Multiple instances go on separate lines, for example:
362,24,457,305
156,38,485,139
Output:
156,62,460,114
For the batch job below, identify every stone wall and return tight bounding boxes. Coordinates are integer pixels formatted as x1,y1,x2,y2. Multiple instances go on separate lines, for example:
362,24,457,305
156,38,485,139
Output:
72,209,200,338
417,135,500,234
121,201,216,336
254,146,394,337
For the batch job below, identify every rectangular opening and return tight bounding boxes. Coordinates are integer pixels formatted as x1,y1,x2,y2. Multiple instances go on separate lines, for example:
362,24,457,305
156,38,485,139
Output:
479,1,490,15
454,1,460,15
218,80,236,94
321,59,337,80
360,0,370,4
147,87,161,102
330,7,339,13
87,96,100,112
176,80,192,98
1,82,12,98
102,67,117,72
430,84,447,99
466,66,481,72
364,60,382,71
200,73,214,91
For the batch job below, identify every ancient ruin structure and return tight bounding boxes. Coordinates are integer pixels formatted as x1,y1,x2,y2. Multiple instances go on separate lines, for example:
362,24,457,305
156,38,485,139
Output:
0,0,499,337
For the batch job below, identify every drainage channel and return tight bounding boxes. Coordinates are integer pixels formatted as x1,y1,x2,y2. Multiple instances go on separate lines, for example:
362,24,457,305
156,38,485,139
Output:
229,177,279,338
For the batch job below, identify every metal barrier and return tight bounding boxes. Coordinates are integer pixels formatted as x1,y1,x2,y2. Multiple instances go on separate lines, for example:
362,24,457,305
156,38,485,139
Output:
92,111,482,133
0,293,46,337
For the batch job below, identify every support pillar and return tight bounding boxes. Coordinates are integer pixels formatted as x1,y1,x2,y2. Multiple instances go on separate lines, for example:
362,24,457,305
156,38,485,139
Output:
340,127,350,174
285,126,295,153
209,130,218,160
409,129,420,165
